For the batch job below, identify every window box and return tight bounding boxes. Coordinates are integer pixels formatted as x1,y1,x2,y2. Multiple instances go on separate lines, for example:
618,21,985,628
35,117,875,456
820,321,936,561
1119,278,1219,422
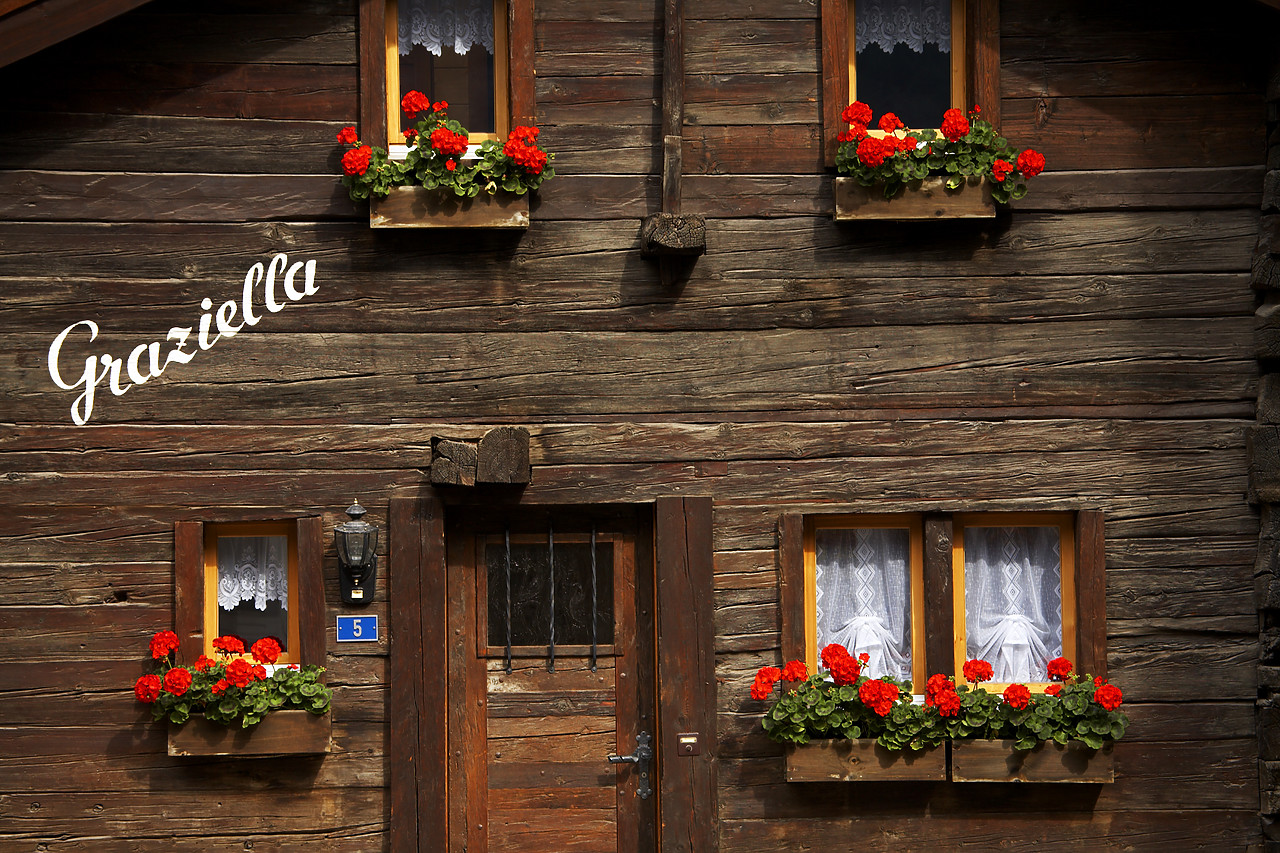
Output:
369,186,530,229
785,739,946,782
833,176,996,221
167,710,332,757
949,738,1114,783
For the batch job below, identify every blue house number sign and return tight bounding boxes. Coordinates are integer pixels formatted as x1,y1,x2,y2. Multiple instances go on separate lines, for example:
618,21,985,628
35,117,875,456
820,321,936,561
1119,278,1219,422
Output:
336,614,378,643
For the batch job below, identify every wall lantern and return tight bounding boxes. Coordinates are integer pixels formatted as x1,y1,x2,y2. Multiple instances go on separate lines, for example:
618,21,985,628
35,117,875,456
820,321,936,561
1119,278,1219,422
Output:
335,500,378,605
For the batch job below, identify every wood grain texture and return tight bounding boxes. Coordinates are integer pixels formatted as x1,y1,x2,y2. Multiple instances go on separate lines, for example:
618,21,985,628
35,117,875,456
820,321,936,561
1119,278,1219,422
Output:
655,496,717,853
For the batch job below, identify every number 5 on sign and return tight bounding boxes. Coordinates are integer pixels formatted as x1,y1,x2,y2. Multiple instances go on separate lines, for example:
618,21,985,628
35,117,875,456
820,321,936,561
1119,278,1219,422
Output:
336,614,379,643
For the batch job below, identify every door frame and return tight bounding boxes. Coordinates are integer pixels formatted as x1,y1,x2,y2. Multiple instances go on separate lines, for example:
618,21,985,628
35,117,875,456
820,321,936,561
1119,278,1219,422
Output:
388,496,716,853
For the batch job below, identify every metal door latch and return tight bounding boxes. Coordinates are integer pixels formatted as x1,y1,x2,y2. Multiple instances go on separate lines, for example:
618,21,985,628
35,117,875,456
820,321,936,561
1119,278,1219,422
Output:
607,730,653,799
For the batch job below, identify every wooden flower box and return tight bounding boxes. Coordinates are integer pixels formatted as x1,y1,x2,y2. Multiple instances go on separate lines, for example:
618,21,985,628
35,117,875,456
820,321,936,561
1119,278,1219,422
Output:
167,710,332,757
785,739,947,782
369,186,530,229
834,176,996,221
949,739,1115,783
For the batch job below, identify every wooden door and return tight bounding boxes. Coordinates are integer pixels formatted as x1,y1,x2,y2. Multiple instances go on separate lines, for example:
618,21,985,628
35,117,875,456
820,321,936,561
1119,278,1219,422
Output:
445,507,657,853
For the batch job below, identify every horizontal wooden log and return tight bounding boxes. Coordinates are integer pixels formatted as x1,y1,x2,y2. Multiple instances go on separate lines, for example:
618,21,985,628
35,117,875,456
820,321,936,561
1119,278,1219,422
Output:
685,73,818,126
534,21,659,77
0,212,1256,285
4,316,1256,424
949,740,1114,783
0,419,1250,469
719,811,1259,852
0,267,1254,335
0,63,356,123
685,19,817,76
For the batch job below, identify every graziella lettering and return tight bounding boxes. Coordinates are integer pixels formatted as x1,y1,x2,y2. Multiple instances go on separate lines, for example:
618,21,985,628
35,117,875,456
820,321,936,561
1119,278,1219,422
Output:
47,253,318,425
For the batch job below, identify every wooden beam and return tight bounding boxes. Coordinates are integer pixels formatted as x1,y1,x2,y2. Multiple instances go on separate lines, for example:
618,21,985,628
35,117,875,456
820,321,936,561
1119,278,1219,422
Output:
173,521,203,664
296,515,326,668
655,496,717,853
1075,510,1108,680
922,514,954,678
777,513,805,663
358,0,387,149
0,0,156,69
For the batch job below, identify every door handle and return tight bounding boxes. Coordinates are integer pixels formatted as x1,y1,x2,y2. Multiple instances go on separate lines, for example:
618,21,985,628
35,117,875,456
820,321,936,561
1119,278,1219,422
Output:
607,730,653,799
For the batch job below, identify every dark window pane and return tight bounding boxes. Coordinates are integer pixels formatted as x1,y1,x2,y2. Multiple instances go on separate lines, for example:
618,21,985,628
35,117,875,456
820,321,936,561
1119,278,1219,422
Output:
219,599,288,652
216,534,289,651
397,0,496,135
855,41,951,130
487,541,614,648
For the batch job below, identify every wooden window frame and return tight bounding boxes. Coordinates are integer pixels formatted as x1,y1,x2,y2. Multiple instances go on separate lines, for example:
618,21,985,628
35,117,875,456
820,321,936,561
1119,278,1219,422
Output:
820,0,1000,166
781,510,1107,689
360,0,535,153
802,514,927,688
200,521,302,664
175,516,326,668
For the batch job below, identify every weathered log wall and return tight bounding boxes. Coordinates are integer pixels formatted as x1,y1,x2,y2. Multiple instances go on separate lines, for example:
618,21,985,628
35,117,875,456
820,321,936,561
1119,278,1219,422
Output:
0,0,1272,849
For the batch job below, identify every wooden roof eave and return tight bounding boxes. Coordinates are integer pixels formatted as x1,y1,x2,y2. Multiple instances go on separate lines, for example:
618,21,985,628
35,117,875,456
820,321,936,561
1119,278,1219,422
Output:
0,0,155,69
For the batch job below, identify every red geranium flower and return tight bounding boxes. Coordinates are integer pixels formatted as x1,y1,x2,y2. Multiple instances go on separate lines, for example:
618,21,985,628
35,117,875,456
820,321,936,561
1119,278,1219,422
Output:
252,664,268,681
1047,657,1073,681
750,666,782,701
446,159,457,171
251,637,282,665
858,652,870,664
336,126,359,146
941,108,970,142
924,673,953,706
432,100,448,112
781,660,808,682
211,678,229,696
1094,683,1123,711
856,136,890,168
504,127,548,174
858,678,900,717
401,90,430,117
1044,684,1062,696
192,654,216,672
1003,683,1031,710
162,667,192,697
226,658,255,689
962,659,994,684
936,690,961,716
1016,149,1046,178
149,630,180,660
430,126,469,158
403,128,418,141
841,101,872,126
877,112,904,134
829,655,861,686
213,635,245,656
992,158,1014,182
134,674,162,704
341,145,371,177
820,643,850,671
898,135,918,152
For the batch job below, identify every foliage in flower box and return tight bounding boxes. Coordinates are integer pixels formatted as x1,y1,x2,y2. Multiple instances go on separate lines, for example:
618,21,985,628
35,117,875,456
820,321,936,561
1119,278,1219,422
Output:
335,91,554,202
834,102,1045,204
133,630,332,729
752,645,1127,752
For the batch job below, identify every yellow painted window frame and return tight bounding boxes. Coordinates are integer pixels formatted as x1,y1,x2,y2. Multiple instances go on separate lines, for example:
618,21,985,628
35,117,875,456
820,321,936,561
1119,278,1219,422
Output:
950,511,1077,692
202,520,302,665
384,0,510,147
802,514,926,689
846,0,968,122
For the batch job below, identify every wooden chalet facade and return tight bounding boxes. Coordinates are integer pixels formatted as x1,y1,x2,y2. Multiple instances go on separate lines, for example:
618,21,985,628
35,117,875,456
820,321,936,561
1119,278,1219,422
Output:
1,0,1279,850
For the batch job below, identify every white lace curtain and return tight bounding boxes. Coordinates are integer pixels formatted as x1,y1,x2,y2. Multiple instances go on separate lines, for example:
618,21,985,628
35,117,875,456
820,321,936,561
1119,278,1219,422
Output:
855,0,951,54
217,536,289,612
815,528,912,682
399,0,495,57
964,527,1063,682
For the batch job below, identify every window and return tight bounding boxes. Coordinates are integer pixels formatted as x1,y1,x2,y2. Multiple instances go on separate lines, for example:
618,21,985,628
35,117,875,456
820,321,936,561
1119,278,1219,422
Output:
804,515,925,687
820,0,1000,165
780,511,1106,690
385,0,509,144
952,513,1075,687
174,516,325,666
203,522,301,663
359,0,534,152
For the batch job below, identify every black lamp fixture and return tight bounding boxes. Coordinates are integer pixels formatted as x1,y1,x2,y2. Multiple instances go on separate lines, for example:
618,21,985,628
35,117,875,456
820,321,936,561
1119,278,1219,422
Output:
335,500,378,605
